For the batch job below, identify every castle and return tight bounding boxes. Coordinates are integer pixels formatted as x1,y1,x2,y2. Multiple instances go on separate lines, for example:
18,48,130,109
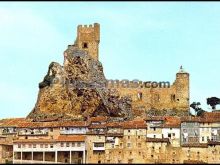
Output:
74,23,190,117
2,23,220,164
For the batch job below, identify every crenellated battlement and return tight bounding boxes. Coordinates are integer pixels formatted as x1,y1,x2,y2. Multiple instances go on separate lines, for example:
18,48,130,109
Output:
75,23,100,60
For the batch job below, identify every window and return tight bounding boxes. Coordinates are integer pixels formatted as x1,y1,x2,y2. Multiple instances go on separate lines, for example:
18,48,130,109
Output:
111,143,114,148
18,144,21,148
61,143,64,147
127,143,131,148
50,128,53,132
22,144,26,148
33,144,36,148
50,144,53,148
98,160,101,164
154,135,156,138
45,144,48,148
77,142,81,147
83,42,88,48
153,127,156,131
168,133,171,138
120,143,123,147
128,130,131,133
72,142,75,147
138,136,141,139
207,136,210,141
29,144,32,148
202,137,204,141
40,144,43,148
130,151,132,155
66,143,70,147
128,136,130,139
94,143,104,147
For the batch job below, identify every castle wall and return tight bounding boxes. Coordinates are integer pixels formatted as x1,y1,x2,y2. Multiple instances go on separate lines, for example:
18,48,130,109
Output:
107,71,189,117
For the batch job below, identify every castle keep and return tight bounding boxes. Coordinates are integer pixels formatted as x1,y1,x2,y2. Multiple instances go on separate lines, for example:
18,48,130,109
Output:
74,23,100,60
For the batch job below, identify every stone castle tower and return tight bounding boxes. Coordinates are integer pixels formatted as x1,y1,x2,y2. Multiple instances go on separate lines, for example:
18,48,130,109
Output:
174,66,190,110
74,23,100,60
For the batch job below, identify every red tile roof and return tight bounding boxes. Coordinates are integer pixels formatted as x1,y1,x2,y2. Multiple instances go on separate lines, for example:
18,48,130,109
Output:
89,124,106,129
0,118,26,127
122,120,146,129
145,116,165,121
17,121,88,128
162,116,181,128
57,135,85,142
181,116,201,122
106,122,121,128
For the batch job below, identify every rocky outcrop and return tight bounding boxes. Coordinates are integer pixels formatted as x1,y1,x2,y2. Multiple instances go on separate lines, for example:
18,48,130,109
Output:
27,45,133,121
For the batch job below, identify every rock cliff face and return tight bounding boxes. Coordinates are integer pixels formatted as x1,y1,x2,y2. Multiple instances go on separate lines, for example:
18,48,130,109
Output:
27,45,133,121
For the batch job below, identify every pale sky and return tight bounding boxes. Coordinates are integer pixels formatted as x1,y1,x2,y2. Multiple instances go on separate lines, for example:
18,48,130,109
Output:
0,2,220,118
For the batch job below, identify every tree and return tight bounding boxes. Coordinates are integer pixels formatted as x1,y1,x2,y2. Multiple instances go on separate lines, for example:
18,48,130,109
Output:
190,102,205,116
207,97,220,110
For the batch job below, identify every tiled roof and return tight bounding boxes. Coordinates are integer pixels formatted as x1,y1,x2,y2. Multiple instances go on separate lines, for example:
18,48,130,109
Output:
17,121,88,128
122,120,146,129
89,116,108,122
146,137,169,143
89,124,106,129
181,143,208,148
145,116,165,121
57,135,85,142
202,111,220,119
200,111,220,123
162,116,181,128
0,118,26,127
181,116,201,122
106,122,121,128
